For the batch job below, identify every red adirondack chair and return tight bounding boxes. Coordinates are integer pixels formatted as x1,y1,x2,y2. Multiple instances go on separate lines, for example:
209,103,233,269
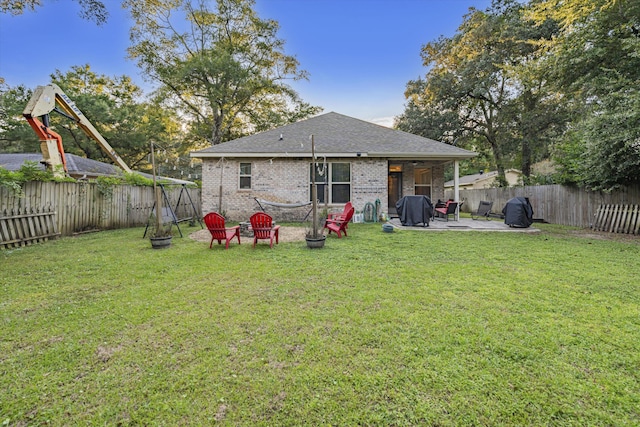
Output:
324,205,355,238
249,212,280,248
203,212,241,249
326,201,353,226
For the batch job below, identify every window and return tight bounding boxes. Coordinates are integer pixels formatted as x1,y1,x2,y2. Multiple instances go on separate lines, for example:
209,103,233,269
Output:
414,167,432,198
310,162,350,204
239,163,251,189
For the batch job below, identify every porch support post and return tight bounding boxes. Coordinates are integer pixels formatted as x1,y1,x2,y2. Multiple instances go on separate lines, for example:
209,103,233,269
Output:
454,160,460,220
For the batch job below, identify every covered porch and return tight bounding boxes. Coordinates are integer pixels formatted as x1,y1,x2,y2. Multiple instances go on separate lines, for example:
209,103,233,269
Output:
387,158,465,217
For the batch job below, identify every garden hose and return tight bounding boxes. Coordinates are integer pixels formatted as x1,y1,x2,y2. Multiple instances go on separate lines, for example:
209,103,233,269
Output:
363,202,376,222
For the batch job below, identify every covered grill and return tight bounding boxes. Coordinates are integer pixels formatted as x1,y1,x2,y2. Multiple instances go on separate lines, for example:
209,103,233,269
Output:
502,197,534,228
395,195,433,227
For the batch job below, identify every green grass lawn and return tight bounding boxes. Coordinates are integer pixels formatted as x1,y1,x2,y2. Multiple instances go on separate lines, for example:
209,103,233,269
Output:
1,223,639,426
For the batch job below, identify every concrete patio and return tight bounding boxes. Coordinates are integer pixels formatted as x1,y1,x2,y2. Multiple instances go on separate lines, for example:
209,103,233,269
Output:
387,216,540,233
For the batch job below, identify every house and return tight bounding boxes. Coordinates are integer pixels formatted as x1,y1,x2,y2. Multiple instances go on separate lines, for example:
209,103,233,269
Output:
0,153,194,185
444,169,523,190
190,112,476,221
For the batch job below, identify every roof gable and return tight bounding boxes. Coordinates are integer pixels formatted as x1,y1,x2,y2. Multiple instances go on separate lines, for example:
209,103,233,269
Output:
191,112,475,159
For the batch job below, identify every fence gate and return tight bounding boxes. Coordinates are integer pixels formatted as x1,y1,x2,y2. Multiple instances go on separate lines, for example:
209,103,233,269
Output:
0,207,60,249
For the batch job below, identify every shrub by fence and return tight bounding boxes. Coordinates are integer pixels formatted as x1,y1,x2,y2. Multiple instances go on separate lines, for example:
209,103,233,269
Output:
1,182,201,248
445,184,640,229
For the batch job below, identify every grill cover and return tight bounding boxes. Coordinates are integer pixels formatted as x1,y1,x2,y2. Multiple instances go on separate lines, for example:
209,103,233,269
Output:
502,197,534,228
395,195,433,227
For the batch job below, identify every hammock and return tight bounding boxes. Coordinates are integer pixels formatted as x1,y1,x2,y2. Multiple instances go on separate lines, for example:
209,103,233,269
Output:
254,197,314,221
254,198,312,209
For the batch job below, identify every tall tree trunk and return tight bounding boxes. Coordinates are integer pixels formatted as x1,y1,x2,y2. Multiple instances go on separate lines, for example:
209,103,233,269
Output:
520,89,536,179
486,128,508,187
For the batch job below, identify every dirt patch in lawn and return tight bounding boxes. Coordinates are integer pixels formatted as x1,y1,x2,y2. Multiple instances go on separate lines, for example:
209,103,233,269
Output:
567,229,640,243
190,226,308,243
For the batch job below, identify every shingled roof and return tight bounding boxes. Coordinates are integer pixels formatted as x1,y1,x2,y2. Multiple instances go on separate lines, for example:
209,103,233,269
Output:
0,153,194,185
191,112,476,160
0,153,120,177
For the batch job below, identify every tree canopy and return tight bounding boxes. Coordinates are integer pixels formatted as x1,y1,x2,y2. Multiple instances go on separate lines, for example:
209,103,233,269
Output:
397,0,565,185
124,0,321,147
0,82,41,153
529,0,640,190
398,0,640,190
0,65,180,174
1,0,320,181
1,0,109,25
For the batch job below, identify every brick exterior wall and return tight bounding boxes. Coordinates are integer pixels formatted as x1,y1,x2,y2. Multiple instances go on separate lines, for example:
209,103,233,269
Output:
201,157,446,221
431,164,446,202
351,159,388,217
201,158,309,221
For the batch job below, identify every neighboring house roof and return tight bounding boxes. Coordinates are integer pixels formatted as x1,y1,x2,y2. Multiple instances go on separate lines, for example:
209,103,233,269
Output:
1,153,120,177
191,112,476,160
0,153,194,185
444,169,522,188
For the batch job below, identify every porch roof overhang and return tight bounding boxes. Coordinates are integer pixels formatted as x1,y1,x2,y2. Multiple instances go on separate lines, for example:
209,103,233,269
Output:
382,152,477,160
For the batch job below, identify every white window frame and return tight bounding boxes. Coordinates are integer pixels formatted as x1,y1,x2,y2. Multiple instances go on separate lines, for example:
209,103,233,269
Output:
414,167,432,198
239,162,252,189
310,162,351,204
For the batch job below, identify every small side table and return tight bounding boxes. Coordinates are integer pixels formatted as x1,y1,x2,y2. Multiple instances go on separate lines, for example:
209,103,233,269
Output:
239,222,253,237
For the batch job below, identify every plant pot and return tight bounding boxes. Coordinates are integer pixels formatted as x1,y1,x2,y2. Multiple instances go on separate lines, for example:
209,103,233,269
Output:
305,235,326,249
150,235,172,249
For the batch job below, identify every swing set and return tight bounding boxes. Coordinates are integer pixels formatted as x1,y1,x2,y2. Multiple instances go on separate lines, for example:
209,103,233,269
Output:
143,184,203,238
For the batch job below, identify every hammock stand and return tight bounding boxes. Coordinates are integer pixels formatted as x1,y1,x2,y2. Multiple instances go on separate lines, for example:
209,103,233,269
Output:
254,197,314,221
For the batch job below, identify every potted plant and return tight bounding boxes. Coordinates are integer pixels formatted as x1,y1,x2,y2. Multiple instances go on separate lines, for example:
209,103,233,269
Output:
149,216,173,249
306,134,326,249
305,212,326,249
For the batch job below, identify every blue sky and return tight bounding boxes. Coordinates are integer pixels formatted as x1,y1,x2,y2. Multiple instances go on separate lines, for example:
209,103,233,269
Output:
0,0,491,127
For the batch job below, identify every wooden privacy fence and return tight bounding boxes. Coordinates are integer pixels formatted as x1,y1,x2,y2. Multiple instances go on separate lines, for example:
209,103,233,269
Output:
445,184,640,229
1,181,201,248
592,204,640,235
0,206,60,249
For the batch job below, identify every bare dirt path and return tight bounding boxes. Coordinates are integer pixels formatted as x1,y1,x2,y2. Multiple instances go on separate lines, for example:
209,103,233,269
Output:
190,226,308,243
